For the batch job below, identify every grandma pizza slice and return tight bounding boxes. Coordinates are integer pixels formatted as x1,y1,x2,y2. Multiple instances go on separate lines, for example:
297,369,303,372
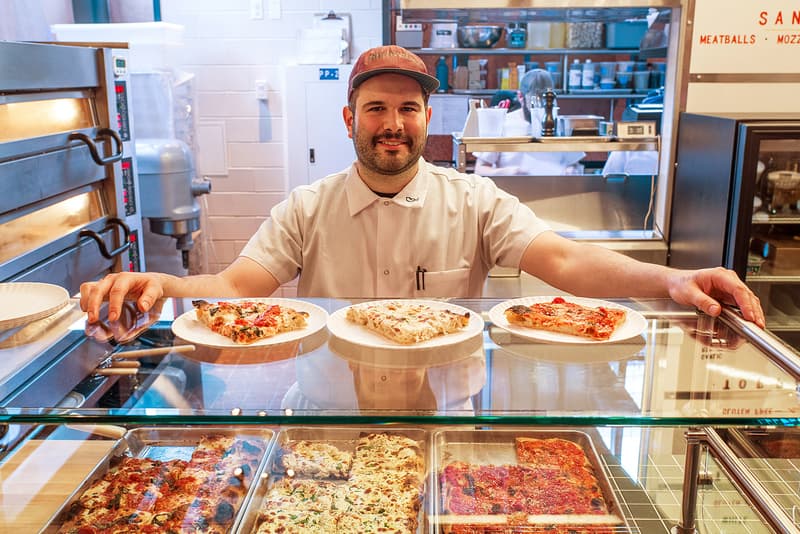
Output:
504,297,626,341
192,299,309,344
345,300,470,344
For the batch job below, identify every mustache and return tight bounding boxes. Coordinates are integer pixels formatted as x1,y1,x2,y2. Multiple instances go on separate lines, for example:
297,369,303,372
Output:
373,133,410,145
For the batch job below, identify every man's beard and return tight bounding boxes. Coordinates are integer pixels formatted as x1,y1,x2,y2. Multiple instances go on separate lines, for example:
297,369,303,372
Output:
353,128,426,176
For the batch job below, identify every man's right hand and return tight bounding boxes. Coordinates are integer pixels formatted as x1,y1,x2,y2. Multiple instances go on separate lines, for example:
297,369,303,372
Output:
80,272,168,323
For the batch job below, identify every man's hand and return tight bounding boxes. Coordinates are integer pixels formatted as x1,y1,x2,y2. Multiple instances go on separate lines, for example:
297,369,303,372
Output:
80,272,167,324
667,267,765,328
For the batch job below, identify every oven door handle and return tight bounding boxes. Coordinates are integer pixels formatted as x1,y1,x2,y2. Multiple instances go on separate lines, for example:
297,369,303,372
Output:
79,217,131,260
68,128,124,165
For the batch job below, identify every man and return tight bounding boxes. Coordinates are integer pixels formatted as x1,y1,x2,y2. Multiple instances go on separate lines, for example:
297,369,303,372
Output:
80,45,764,328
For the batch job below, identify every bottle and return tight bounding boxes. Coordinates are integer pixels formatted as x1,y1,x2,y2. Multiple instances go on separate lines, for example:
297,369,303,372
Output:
581,59,595,89
507,22,527,48
435,56,449,92
568,59,582,91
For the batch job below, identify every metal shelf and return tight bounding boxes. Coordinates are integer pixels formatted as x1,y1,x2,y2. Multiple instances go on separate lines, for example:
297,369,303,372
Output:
410,47,641,55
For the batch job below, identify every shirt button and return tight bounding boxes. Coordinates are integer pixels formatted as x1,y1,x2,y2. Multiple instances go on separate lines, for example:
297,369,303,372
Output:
383,269,390,275
383,201,390,206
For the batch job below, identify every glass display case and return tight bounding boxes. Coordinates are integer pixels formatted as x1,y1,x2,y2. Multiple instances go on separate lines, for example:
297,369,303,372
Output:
2,296,800,532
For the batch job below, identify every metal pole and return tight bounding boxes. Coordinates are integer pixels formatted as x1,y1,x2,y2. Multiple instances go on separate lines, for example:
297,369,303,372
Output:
673,429,703,534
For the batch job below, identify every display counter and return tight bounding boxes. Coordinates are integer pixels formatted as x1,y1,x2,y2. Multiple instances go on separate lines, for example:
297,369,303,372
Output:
2,296,800,533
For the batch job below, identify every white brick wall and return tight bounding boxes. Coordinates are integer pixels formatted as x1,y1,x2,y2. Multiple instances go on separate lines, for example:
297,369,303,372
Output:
161,0,382,293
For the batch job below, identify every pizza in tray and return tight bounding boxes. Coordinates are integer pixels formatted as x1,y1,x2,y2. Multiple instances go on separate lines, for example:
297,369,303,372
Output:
57,434,266,534
276,440,354,479
345,300,470,344
255,432,424,534
192,299,309,344
504,297,627,341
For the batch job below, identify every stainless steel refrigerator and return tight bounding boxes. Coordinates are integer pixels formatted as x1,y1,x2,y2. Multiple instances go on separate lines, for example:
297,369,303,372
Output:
670,112,800,347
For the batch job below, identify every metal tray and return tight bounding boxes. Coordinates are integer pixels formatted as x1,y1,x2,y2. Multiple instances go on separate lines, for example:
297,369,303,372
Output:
431,428,630,532
236,426,428,534
41,426,275,534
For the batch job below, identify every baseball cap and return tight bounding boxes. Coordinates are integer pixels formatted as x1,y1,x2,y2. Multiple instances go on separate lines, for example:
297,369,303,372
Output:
348,45,440,100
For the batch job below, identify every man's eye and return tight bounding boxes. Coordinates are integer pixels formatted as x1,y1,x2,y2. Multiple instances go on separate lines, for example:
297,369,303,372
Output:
366,106,384,112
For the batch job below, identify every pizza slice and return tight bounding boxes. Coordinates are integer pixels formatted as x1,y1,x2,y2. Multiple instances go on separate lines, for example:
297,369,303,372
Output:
515,437,594,471
193,299,309,344
504,297,627,341
345,301,470,344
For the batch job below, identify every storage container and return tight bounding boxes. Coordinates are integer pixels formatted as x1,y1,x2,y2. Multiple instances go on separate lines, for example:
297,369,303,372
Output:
605,21,648,49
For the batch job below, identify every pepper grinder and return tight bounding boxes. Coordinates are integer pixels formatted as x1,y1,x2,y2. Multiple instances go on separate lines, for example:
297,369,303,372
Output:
541,90,556,136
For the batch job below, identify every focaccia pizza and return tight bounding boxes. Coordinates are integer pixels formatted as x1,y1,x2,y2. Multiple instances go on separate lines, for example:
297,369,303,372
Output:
504,297,626,341
192,299,308,344
345,300,470,344
277,440,353,479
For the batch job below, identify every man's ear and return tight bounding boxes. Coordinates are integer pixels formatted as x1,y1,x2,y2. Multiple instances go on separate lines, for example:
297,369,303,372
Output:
343,105,354,139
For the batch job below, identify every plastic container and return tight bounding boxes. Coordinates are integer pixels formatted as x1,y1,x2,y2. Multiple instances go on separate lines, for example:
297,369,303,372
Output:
507,22,527,48
526,22,550,49
581,59,595,89
568,59,582,90
50,22,184,72
605,21,648,49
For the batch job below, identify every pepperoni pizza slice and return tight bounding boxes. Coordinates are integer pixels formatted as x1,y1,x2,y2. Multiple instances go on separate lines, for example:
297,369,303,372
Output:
504,297,627,341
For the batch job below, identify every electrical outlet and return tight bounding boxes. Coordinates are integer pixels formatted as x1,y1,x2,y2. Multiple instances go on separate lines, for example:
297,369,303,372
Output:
255,80,268,100
250,0,263,20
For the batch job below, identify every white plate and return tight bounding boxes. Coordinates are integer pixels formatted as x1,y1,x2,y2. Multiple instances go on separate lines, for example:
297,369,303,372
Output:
171,298,329,349
488,296,647,344
0,282,70,331
327,299,484,350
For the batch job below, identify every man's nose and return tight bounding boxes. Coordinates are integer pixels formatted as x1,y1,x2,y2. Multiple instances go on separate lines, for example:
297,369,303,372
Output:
382,110,403,131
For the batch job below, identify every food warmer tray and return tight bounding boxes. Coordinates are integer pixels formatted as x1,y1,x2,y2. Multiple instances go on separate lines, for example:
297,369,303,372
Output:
41,426,276,534
431,428,632,532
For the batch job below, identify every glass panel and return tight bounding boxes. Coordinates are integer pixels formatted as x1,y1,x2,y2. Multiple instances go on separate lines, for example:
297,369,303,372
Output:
0,97,95,142
1,297,798,427
0,190,106,264
0,423,777,534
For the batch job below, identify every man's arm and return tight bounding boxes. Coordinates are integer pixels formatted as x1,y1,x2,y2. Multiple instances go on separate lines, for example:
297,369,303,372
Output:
520,231,765,327
80,256,281,323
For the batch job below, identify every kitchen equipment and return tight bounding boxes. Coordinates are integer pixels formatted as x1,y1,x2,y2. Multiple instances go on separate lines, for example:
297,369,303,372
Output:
670,112,800,351
557,114,604,136
395,17,422,48
136,138,211,268
430,22,457,48
457,25,503,48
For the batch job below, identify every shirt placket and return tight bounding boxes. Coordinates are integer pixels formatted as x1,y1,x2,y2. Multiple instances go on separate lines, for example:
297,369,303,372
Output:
375,199,403,297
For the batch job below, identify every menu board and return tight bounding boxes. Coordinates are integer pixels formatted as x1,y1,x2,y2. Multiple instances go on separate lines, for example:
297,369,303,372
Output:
690,1,800,73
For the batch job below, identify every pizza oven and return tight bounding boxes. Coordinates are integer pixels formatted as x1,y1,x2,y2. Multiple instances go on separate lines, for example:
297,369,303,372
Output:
0,41,148,437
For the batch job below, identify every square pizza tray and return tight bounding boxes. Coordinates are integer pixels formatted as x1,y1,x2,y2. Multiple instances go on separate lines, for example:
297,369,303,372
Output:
41,426,275,534
721,427,800,459
430,428,631,532
235,426,428,534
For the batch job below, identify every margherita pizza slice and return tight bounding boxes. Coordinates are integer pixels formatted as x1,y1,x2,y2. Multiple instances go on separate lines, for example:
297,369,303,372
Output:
193,299,309,344
345,301,470,344
504,297,626,341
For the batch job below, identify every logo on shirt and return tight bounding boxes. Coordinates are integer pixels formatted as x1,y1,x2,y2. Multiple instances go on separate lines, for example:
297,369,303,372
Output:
405,196,418,203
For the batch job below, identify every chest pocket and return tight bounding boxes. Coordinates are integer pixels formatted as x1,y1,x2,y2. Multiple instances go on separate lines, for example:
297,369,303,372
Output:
415,267,471,298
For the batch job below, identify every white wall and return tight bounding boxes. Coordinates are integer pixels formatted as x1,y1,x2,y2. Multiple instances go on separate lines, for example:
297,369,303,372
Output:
159,0,382,283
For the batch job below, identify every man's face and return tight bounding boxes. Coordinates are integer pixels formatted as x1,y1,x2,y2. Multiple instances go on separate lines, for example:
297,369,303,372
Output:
344,73,432,177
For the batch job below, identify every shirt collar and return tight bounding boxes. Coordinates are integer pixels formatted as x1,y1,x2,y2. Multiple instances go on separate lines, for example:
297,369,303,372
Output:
345,161,430,216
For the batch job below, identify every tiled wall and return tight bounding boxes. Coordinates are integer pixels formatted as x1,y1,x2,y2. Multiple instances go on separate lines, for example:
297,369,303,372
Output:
160,0,383,293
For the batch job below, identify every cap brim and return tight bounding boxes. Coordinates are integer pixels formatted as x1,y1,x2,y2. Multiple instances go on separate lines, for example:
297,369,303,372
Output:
351,68,440,95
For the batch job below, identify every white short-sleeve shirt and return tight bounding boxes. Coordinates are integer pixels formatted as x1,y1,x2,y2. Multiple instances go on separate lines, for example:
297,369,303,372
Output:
240,160,549,298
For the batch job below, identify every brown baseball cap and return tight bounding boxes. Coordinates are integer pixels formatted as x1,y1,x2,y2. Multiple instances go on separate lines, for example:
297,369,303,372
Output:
348,45,439,100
